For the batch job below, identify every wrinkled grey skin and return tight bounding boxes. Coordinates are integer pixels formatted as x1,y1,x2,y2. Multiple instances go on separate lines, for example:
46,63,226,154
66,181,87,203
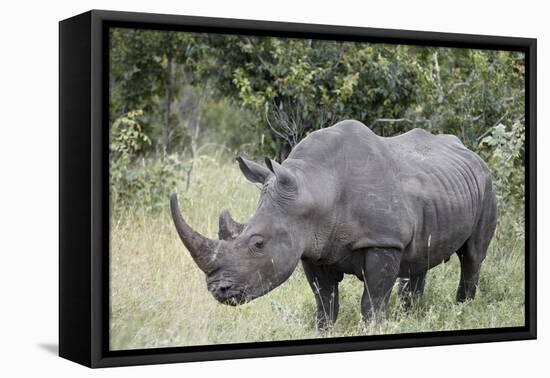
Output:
171,120,497,329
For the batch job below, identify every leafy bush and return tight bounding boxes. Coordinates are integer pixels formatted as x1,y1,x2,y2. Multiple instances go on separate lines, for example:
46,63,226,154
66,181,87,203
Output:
110,110,187,214
479,122,525,207
479,122,525,238
110,110,151,158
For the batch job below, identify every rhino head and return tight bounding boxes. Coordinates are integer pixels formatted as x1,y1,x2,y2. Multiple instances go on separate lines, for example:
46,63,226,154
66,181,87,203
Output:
170,157,309,306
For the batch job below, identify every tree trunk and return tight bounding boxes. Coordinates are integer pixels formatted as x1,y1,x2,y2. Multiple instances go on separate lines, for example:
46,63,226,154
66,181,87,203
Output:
185,86,206,191
162,53,174,158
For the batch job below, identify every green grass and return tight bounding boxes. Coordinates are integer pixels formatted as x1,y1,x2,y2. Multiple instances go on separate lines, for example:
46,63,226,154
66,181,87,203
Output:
109,158,525,350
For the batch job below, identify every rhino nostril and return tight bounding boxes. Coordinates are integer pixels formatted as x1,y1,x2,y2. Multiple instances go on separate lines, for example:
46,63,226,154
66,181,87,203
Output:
217,283,232,295
210,282,234,298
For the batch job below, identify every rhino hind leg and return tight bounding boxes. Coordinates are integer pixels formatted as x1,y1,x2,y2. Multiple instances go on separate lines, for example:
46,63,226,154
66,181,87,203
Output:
302,260,343,331
456,197,497,303
398,272,427,310
456,243,483,302
456,226,493,302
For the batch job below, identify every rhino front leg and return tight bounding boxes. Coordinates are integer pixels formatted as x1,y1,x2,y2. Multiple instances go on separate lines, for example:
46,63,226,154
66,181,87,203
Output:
360,248,402,321
302,260,343,331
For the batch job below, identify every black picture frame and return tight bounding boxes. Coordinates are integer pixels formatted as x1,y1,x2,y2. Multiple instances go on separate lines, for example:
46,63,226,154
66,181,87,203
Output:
59,9,537,368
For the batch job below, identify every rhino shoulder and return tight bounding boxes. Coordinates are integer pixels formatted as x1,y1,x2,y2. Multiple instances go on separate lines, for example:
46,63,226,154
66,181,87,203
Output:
290,120,379,161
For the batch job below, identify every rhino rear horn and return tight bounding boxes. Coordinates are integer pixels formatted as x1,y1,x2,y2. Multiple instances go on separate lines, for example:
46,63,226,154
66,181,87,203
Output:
218,209,246,241
170,193,220,273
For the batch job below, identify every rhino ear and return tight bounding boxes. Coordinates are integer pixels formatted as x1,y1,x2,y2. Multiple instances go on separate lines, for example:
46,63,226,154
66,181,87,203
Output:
236,157,271,184
265,158,297,193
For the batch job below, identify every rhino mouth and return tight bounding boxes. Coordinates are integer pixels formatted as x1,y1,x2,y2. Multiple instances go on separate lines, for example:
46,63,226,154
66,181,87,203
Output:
208,281,250,306
217,293,249,306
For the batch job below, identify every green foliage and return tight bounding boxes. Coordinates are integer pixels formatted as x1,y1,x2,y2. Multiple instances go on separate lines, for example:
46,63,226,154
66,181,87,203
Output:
479,122,525,207
111,153,187,215
110,28,211,153
110,110,151,158
201,38,525,159
409,49,525,150
109,28,526,161
110,29,204,117
479,122,525,238
110,110,185,214
212,39,423,156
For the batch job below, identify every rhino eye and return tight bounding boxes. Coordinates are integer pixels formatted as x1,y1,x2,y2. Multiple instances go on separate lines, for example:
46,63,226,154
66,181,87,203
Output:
249,235,265,252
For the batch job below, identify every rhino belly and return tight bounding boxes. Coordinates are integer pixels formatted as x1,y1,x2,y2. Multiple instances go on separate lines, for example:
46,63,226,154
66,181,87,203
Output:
399,193,477,277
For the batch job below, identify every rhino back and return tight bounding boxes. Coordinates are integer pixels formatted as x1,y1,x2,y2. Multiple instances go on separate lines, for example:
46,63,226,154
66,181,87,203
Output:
287,121,495,274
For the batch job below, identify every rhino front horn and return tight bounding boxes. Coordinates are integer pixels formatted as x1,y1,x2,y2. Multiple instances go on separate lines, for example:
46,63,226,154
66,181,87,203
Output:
170,192,219,273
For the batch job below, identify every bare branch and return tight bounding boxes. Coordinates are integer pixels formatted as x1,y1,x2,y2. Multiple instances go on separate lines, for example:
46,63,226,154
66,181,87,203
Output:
265,99,310,149
446,82,469,97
